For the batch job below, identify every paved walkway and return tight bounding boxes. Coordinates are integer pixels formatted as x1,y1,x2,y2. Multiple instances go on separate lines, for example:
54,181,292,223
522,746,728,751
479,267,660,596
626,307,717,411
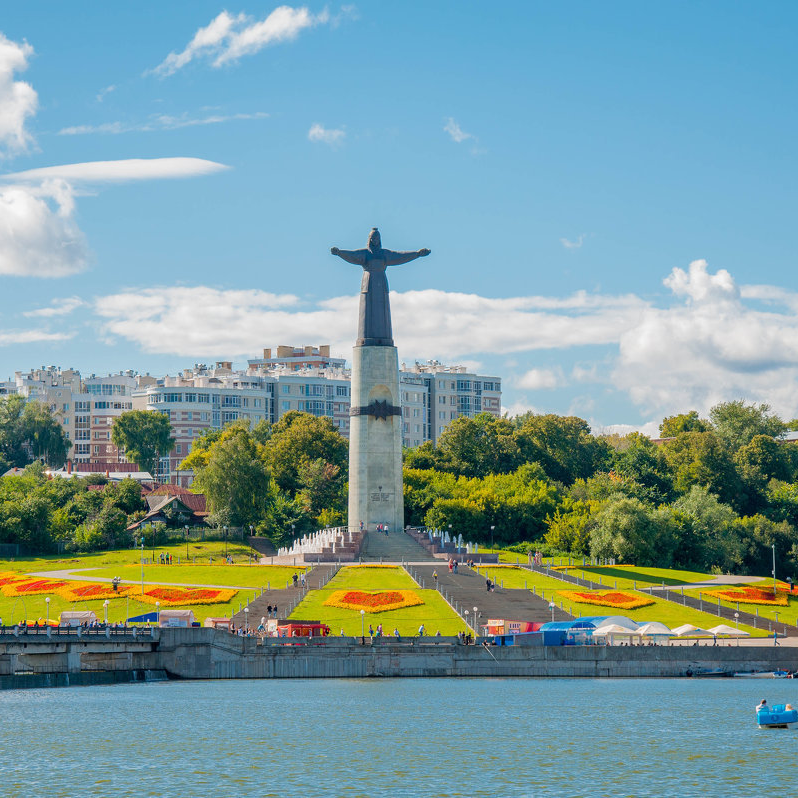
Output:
411,563,572,630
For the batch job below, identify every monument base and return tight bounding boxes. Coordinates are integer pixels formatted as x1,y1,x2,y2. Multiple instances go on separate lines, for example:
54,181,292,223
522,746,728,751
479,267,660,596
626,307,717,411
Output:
348,345,404,534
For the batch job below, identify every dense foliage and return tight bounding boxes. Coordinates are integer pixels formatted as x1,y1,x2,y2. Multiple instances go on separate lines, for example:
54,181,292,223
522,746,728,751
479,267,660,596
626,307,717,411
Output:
0,395,71,472
404,403,798,577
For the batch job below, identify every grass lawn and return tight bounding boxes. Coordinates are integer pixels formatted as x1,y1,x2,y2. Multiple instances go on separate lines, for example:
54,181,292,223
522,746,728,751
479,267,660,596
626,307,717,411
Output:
288,566,467,636
0,541,261,574
75,564,306,590
473,565,767,637
551,565,714,590
683,584,798,629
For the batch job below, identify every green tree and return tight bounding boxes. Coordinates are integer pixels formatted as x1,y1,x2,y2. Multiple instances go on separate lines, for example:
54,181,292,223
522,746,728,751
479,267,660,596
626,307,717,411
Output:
513,413,610,484
662,430,741,507
0,396,71,469
264,411,347,495
192,427,274,529
659,411,710,437
112,410,174,477
545,499,596,555
709,400,786,452
670,486,738,571
608,432,673,504
589,496,676,566
436,413,520,478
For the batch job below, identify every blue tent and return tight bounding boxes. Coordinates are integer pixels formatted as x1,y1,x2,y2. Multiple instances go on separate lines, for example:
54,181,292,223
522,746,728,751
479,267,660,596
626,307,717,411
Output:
539,619,598,645
126,612,158,623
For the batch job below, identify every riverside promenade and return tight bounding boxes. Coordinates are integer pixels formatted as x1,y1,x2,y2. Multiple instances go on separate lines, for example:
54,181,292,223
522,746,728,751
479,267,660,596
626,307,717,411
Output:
2,626,797,686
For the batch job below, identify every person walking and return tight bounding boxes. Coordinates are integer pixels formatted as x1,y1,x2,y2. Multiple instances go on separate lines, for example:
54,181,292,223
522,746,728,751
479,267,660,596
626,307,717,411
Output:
486,577,492,593
418,624,425,637
432,570,438,585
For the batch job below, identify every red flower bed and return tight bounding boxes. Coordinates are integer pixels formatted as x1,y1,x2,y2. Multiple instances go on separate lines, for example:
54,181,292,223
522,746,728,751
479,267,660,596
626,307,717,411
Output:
559,590,653,610
705,586,789,606
324,590,423,613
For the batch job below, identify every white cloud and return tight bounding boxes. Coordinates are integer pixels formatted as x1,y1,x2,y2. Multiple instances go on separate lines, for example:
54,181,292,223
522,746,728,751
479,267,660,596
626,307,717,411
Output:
0,181,88,277
0,32,37,157
0,329,73,346
560,234,585,249
443,117,473,144
23,296,85,317
308,123,345,146
151,7,330,76
96,84,116,102
3,157,229,184
59,111,269,136
90,261,798,425
518,368,564,390
596,420,661,438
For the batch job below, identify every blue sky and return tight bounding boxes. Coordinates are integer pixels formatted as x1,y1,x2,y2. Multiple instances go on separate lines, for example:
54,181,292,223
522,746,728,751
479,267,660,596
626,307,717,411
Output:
1,2,797,433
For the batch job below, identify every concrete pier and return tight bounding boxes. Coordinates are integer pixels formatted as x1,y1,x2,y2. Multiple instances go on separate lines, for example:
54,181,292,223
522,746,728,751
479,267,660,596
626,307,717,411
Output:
2,628,797,685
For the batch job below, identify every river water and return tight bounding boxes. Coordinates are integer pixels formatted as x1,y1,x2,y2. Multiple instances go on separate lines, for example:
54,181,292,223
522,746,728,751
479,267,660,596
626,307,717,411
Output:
1,677,793,797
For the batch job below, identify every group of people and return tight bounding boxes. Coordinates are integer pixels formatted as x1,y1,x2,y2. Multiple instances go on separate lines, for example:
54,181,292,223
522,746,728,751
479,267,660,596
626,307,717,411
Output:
264,605,279,618
158,552,174,565
291,573,306,588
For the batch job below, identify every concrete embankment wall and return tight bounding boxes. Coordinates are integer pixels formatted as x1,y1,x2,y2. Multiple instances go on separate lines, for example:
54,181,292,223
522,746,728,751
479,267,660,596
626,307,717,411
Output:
3,629,798,684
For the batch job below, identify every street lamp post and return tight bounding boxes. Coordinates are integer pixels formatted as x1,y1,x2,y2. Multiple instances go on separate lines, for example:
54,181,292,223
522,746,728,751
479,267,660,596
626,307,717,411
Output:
473,606,478,637
360,609,365,643
185,525,189,560
45,596,50,623
464,609,469,631
224,526,228,558
244,606,249,632
155,601,160,626
140,538,145,597
249,526,254,564
103,599,109,625
490,525,495,550
734,612,740,646
773,543,777,597
549,601,555,622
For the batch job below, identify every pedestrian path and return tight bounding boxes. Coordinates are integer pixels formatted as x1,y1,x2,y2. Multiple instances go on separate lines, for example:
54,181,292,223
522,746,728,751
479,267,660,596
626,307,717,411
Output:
411,563,572,630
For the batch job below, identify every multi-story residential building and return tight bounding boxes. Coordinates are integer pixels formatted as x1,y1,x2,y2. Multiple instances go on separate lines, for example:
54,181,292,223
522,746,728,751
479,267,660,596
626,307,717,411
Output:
6,367,136,466
4,347,501,485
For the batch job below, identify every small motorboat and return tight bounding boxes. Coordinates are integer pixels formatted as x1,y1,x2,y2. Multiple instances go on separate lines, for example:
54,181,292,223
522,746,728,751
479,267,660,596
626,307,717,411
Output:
757,704,798,729
734,670,790,678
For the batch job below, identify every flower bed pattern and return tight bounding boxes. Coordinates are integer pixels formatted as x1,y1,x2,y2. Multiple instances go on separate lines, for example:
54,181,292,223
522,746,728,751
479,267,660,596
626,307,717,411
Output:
703,586,789,607
324,590,423,613
0,572,237,606
133,586,237,606
558,590,654,610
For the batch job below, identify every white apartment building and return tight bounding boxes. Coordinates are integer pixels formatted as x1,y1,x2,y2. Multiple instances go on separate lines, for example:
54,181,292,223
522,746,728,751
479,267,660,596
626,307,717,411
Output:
4,347,501,484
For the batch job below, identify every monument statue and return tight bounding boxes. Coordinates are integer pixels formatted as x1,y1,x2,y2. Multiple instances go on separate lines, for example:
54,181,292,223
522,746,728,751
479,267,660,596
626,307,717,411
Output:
331,227,430,346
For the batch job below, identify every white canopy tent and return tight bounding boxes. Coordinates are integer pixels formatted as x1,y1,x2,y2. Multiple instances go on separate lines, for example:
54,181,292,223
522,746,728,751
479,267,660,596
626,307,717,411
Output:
636,622,674,637
672,624,714,637
593,623,643,644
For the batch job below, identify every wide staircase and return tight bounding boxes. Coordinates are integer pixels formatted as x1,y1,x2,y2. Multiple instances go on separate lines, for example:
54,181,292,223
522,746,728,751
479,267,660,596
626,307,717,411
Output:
232,564,338,628
360,529,436,562
411,564,573,631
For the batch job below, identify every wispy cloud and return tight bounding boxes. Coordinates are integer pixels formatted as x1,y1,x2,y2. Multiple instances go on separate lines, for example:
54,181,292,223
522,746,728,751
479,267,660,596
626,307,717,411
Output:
443,117,473,144
518,368,565,390
59,111,269,136
96,84,116,103
151,7,331,76
3,157,229,184
560,234,585,249
308,123,345,146
0,32,37,157
23,296,85,317
0,329,73,346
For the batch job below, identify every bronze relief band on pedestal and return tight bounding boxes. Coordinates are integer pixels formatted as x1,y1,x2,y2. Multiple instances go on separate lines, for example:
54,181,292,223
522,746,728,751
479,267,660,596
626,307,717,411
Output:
350,400,402,420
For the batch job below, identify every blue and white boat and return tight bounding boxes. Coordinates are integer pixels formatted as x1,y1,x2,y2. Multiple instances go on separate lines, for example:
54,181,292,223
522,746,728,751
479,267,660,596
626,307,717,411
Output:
757,704,798,729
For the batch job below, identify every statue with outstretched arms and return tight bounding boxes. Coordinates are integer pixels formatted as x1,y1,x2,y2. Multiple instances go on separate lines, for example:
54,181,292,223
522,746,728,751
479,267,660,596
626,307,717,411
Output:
331,227,430,346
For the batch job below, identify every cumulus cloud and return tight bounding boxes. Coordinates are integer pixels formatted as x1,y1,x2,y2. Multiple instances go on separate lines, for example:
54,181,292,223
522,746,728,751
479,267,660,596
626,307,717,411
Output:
308,123,345,146
59,111,269,136
3,157,229,184
151,7,330,76
0,181,89,277
443,117,473,144
518,368,564,390
0,32,37,157
23,296,85,317
90,261,798,424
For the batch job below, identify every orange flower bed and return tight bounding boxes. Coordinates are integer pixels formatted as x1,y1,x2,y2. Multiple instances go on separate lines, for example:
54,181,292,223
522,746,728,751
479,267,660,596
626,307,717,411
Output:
132,586,237,607
559,590,653,610
324,590,423,613
0,572,236,606
703,587,789,606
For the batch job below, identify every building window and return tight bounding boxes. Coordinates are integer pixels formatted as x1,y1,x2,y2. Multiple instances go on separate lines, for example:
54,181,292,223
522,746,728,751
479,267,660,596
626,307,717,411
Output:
336,385,348,397
282,384,291,394
282,401,290,410
197,394,210,403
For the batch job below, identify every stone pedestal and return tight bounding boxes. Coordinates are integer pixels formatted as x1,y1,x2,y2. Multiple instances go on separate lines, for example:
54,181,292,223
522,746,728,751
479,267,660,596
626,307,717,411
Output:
348,345,404,533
